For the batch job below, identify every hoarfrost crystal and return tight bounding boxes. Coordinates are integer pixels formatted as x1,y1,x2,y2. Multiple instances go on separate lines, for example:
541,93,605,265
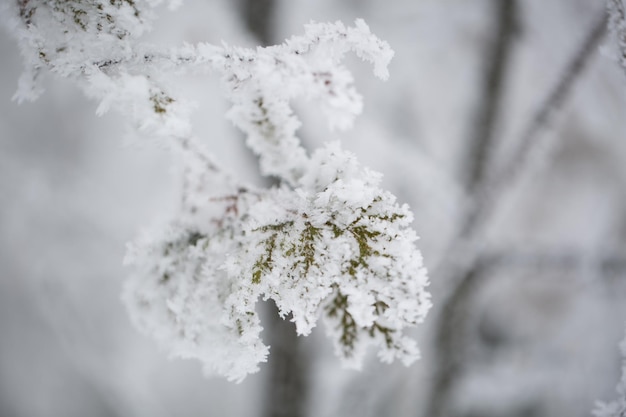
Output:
3,0,431,382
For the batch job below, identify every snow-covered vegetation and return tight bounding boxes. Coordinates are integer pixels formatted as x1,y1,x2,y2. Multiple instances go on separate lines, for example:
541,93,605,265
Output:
2,1,626,417
3,1,431,382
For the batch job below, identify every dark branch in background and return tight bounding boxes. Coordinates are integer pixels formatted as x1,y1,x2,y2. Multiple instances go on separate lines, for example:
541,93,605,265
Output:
479,248,626,278
426,247,626,417
262,302,309,417
425,6,607,417
425,2,519,414
237,0,276,46
608,0,626,79
424,262,488,417
232,2,311,417
465,0,519,192
460,11,607,243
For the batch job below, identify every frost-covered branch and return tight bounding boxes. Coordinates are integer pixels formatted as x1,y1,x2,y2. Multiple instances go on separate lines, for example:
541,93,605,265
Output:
124,143,431,382
3,0,430,382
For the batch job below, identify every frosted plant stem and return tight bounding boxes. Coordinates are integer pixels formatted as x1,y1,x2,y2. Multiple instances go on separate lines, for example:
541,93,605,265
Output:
5,1,430,383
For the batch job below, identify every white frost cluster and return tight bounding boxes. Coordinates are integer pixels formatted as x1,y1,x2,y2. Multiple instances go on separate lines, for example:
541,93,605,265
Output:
4,0,431,382
4,0,176,101
594,333,626,417
125,142,430,381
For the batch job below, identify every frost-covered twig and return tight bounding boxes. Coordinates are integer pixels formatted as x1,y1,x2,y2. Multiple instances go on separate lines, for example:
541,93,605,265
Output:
3,0,431,382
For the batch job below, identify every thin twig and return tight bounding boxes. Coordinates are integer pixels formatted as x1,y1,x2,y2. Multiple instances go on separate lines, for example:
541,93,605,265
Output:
481,248,626,276
465,0,519,191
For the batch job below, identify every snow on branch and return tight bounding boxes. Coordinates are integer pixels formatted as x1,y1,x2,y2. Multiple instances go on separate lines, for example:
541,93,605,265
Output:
3,0,430,382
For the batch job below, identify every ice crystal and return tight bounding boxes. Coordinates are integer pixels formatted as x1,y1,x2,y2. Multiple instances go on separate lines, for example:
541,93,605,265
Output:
4,0,431,382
